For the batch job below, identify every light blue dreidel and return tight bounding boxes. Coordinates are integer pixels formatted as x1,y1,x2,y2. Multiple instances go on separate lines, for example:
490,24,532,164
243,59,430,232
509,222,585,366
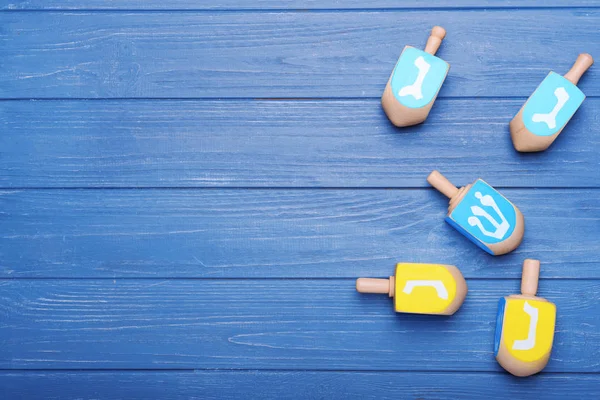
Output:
510,53,593,152
427,171,524,256
382,26,450,127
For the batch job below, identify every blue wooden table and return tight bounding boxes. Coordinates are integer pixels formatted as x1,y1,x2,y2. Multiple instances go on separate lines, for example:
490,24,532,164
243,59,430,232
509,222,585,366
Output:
1,1,599,398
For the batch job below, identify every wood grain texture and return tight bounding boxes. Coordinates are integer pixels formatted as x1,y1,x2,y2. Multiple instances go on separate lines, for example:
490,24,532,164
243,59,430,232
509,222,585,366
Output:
1,10,599,99
2,3,599,395
0,278,597,371
2,1,598,10
1,99,598,188
1,189,599,279
1,371,599,400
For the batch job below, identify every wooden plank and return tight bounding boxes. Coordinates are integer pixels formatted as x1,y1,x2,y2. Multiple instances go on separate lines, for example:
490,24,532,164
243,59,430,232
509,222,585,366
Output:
0,279,597,371
1,371,599,399
1,99,598,188
1,189,599,279
1,11,598,99
2,1,598,10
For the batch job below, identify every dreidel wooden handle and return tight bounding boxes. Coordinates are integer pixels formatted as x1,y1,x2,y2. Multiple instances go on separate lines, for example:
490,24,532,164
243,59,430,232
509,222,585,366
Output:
427,170,458,199
424,26,446,55
521,259,540,297
356,277,395,297
564,53,594,85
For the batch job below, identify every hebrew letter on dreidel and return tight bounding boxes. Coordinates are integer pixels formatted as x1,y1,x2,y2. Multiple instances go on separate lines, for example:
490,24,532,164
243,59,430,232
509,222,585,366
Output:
532,87,570,129
467,192,510,240
398,56,431,100
402,280,449,300
512,301,539,351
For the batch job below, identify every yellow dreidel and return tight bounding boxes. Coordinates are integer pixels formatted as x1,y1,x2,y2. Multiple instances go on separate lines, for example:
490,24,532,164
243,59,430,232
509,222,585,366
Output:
356,263,467,315
495,259,556,377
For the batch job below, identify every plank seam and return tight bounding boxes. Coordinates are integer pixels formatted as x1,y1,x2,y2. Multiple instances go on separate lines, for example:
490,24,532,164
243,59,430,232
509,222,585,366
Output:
2,187,600,190
196,369,600,375
2,7,600,13
5,96,600,101
0,277,598,281
0,368,599,375
0,369,195,372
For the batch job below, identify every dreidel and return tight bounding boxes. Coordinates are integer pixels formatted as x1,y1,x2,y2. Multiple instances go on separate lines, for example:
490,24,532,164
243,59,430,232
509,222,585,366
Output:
381,26,450,127
356,263,467,315
427,171,524,256
510,53,593,152
495,259,556,377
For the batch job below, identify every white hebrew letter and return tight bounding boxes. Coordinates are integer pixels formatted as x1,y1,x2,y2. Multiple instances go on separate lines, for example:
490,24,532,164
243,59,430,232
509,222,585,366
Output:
467,192,510,240
398,56,431,100
402,280,448,300
532,87,570,129
512,301,539,351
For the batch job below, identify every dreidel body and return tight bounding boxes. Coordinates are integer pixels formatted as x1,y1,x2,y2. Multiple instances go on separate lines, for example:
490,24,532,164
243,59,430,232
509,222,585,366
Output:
495,259,556,377
356,263,467,315
427,171,524,256
510,53,593,152
382,26,450,127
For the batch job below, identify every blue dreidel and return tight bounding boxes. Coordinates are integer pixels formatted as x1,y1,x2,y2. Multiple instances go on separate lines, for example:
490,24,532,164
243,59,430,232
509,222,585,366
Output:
510,53,593,152
381,26,450,127
495,259,556,377
427,171,524,255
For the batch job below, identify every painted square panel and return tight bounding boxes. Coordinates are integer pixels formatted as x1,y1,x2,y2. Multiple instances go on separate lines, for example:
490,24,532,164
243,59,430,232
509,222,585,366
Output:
390,46,449,109
446,180,517,253
394,263,457,314
523,72,585,137
495,298,556,363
